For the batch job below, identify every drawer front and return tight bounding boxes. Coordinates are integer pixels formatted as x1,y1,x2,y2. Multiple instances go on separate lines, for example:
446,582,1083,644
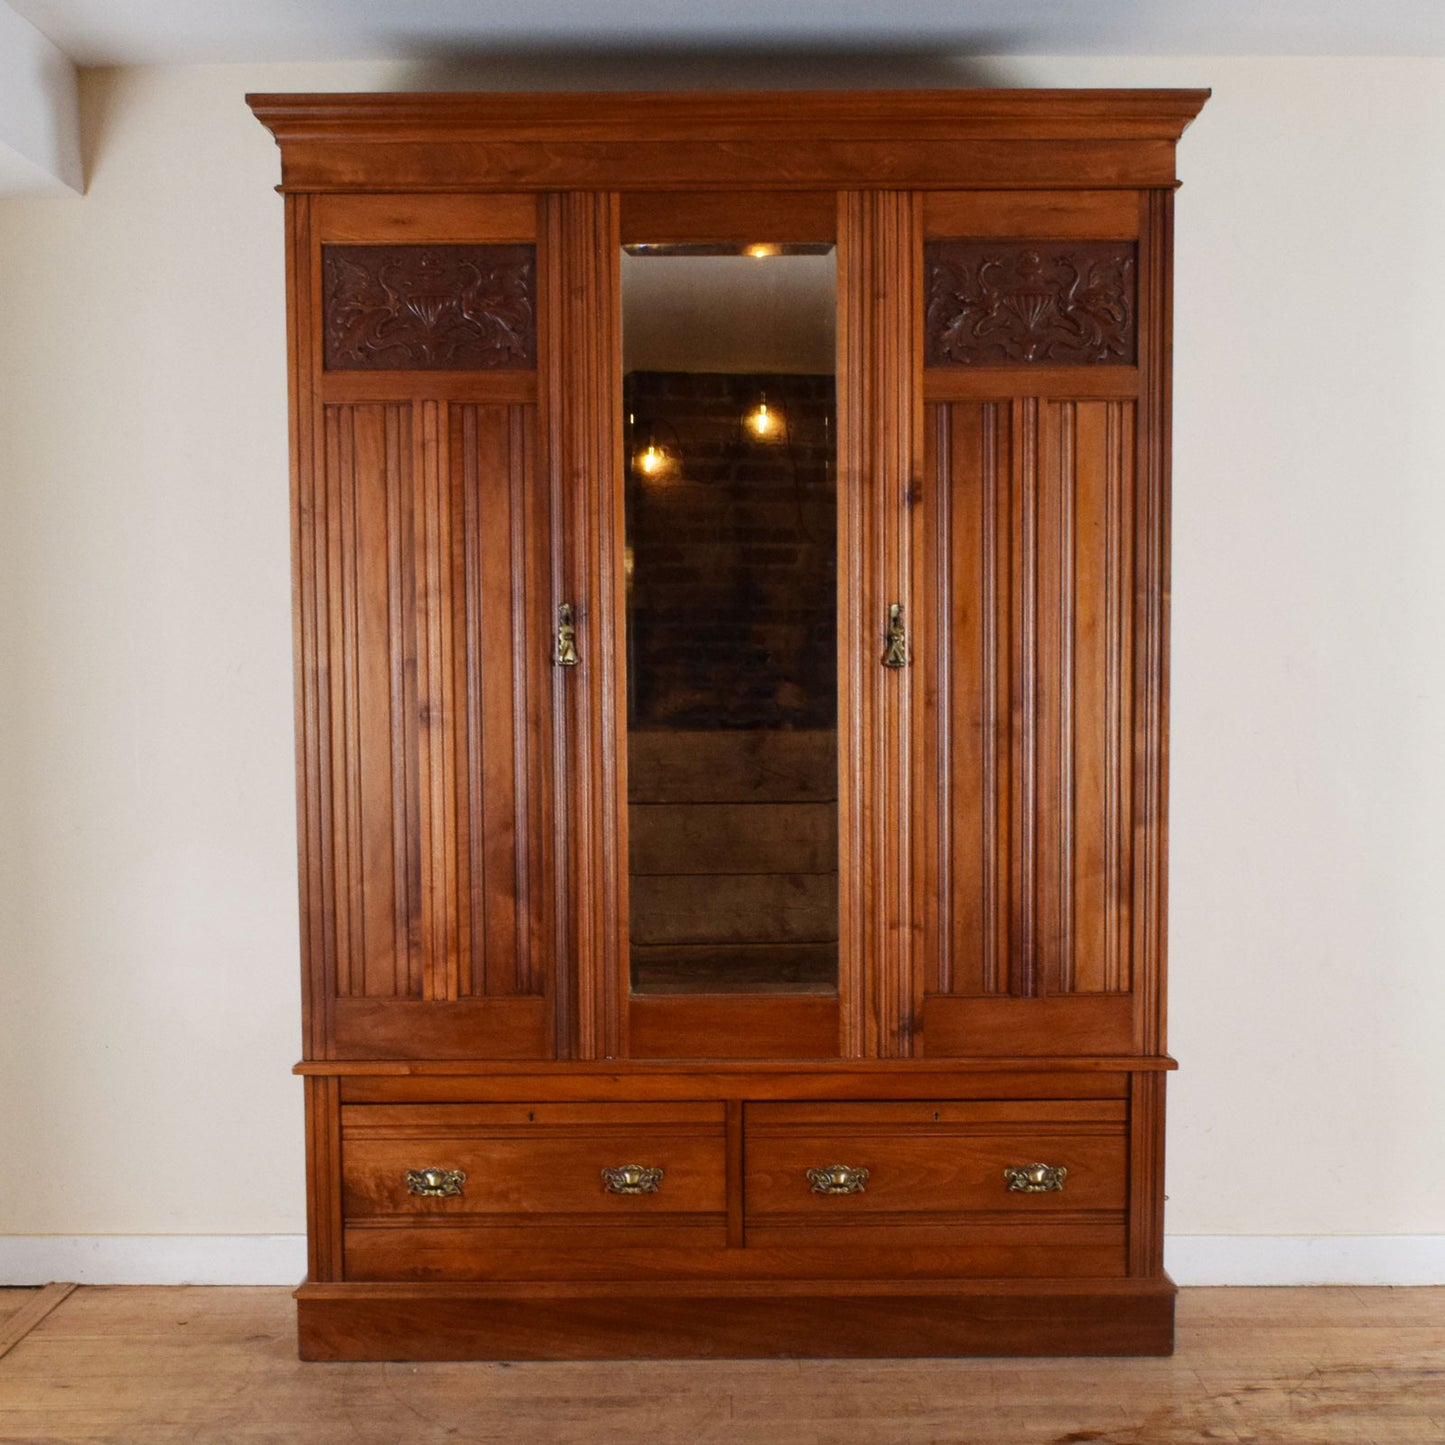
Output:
745,1100,1127,1223
342,1102,727,1221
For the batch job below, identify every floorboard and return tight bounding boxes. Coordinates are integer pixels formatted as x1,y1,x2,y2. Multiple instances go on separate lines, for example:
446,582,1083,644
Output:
0,1286,1439,1443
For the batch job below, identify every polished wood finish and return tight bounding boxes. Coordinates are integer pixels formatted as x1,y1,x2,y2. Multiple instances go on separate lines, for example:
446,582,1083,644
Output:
922,188,1142,240
924,240,1137,367
296,1278,1174,1360
619,189,838,244
627,997,841,1062
0,1284,75,1362
341,1102,725,1217
321,244,536,370
5,1287,1443,1441
913,187,1164,1065
745,1099,1126,1240
289,190,558,1065
247,89,1208,194
251,87,1205,1361
340,1227,1127,1284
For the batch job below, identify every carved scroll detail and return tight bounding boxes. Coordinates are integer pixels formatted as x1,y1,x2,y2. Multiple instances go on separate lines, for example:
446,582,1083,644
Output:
323,245,537,370
925,241,1137,366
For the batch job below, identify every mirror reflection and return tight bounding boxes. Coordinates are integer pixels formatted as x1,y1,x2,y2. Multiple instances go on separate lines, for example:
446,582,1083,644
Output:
623,243,839,995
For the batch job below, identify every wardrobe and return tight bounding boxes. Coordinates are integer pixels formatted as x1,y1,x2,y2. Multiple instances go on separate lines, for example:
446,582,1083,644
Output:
248,87,1208,1360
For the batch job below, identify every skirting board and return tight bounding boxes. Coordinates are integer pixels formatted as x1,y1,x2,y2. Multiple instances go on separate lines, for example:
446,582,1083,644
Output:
0,1235,308,1285
2,1236,1444,1287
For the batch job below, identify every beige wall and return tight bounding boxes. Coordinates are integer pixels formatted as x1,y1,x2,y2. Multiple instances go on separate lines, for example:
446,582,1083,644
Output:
2,57,1442,1262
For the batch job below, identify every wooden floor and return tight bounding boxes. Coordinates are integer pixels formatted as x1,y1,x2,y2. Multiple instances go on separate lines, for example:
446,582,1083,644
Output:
0,1286,1440,1443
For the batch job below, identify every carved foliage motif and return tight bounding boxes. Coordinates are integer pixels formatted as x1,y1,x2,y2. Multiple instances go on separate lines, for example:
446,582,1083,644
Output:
323,245,537,370
925,241,1137,366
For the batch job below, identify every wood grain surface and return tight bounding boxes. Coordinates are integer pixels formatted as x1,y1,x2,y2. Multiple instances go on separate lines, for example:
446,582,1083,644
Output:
253,88,1204,1358
0,1286,1440,1443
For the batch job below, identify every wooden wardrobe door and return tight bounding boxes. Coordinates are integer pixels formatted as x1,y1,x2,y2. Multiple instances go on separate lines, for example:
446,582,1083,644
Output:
913,191,1170,1057
294,196,560,1060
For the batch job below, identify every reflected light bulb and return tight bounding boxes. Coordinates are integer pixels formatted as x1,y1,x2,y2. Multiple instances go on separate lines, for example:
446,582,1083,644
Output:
639,442,663,474
746,243,781,259
747,399,774,438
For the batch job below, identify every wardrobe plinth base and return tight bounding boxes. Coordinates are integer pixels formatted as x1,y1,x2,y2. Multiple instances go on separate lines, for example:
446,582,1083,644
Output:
295,1275,1176,1361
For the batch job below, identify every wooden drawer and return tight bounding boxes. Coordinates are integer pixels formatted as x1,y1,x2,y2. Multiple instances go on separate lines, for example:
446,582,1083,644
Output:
744,1100,1127,1241
341,1102,726,1221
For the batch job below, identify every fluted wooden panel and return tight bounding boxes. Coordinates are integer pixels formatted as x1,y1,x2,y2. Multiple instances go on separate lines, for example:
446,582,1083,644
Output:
1038,400,1136,995
918,400,1014,1000
323,402,422,1000
316,398,553,1011
921,395,1136,1005
451,402,552,1000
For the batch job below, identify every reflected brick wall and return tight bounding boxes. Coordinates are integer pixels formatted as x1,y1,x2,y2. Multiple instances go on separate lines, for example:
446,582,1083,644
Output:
625,371,837,730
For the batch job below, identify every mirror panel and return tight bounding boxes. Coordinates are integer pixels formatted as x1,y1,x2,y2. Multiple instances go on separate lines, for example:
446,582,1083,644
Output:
622,242,839,996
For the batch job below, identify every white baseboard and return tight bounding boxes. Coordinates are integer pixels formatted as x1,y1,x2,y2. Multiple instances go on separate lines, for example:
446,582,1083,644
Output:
3,1235,1443,1287
0,1235,308,1285
1166,1235,1445,1286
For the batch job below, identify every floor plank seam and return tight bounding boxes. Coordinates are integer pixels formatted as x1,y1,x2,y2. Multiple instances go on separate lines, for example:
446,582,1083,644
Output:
0,1282,78,1361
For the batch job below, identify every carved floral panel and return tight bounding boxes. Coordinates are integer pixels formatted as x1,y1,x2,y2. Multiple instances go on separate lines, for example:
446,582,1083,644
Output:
322,244,537,370
924,241,1137,366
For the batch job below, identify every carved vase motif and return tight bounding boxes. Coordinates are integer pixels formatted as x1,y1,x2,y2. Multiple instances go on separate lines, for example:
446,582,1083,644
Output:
925,241,1137,366
323,244,537,370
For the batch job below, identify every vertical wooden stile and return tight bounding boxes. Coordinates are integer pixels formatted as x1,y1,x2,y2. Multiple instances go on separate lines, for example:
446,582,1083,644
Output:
541,197,573,1057
835,193,867,1059
292,192,319,1047
880,192,920,1057
838,191,917,1059
1129,1070,1167,1275
303,1075,343,1280
287,193,330,1058
548,193,623,1060
1135,189,1173,1056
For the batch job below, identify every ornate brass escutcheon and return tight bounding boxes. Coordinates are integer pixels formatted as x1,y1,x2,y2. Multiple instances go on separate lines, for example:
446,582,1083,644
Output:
1004,1162,1067,1194
404,1167,467,1198
555,602,580,667
882,603,909,668
806,1164,870,1195
602,1164,663,1195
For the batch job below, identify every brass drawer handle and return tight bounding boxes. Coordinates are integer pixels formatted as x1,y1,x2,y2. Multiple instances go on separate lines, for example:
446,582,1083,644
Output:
1005,1163,1067,1194
807,1164,869,1195
602,1164,663,1195
404,1167,466,1198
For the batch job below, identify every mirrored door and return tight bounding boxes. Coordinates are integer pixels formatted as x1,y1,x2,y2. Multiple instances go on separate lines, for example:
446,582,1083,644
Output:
620,205,839,1005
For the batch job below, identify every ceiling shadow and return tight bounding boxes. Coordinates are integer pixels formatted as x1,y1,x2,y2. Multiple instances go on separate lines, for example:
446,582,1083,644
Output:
375,43,1024,93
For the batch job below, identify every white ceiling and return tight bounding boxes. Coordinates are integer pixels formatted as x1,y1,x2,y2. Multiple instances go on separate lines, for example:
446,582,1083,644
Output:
3,0,1442,197
10,0,1445,65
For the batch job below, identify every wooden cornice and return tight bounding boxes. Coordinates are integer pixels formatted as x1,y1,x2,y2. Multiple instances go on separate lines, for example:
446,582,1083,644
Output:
247,87,1210,193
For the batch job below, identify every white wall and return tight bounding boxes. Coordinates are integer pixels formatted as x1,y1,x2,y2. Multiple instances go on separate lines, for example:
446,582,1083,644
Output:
1,57,1442,1282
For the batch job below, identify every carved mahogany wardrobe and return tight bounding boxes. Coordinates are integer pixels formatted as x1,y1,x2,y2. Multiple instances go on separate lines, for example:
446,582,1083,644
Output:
249,88,1207,1360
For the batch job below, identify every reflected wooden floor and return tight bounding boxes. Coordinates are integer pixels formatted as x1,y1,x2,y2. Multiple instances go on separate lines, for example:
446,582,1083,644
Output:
0,1286,1441,1443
